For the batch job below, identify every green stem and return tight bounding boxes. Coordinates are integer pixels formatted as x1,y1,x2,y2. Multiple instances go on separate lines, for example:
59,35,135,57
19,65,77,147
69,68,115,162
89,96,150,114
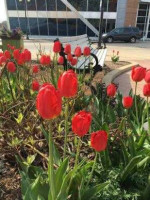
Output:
74,137,81,169
135,82,139,126
48,121,55,200
86,151,98,187
63,100,69,159
6,70,15,103
147,97,150,135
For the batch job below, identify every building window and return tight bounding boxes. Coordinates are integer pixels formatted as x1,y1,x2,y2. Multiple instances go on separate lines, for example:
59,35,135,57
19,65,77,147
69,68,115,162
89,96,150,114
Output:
68,0,87,11
38,18,48,35
88,0,100,11
48,19,57,36
58,19,67,36
106,19,115,32
108,0,118,12
16,0,25,10
137,3,149,37
68,19,77,36
19,17,29,34
36,0,46,11
29,18,39,35
77,19,86,35
9,17,19,29
27,0,36,10
6,0,17,10
57,0,66,11
47,0,56,11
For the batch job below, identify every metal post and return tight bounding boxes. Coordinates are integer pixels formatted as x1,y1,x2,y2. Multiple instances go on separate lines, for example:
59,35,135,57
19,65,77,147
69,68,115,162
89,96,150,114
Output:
25,0,29,40
98,0,104,49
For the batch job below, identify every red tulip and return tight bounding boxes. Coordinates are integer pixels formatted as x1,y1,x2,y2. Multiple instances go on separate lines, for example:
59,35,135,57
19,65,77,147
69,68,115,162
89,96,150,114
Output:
91,130,108,152
64,44,71,54
83,47,90,56
36,83,62,120
0,56,7,65
144,70,150,83
71,58,77,66
13,49,20,60
40,55,51,66
0,52,4,57
123,96,133,109
74,47,82,57
17,52,26,65
53,41,61,53
4,50,11,60
131,66,146,82
58,70,78,98
107,84,116,97
58,56,64,65
32,80,40,91
67,54,73,62
7,62,16,73
143,83,150,97
23,49,31,62
72,111,92,137
33,65,39,73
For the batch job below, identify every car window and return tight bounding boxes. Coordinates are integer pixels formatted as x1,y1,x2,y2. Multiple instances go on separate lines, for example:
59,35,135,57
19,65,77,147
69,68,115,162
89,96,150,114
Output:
116,28,124,34
132,27,139,33
123,28,132,33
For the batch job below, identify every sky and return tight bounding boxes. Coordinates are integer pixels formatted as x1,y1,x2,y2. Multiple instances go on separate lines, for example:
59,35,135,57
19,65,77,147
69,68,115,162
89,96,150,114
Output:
0,0,7,23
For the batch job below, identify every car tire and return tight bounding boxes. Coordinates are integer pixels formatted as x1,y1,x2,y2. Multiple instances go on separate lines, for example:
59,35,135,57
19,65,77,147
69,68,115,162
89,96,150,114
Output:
107,37,113,43
130,37,136,43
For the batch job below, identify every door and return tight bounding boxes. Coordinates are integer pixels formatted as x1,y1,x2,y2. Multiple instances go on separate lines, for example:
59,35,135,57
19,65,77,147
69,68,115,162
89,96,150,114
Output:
112,28,125,41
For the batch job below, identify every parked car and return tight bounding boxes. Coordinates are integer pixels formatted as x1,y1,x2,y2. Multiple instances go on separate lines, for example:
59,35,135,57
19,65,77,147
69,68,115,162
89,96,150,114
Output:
102,27,142,43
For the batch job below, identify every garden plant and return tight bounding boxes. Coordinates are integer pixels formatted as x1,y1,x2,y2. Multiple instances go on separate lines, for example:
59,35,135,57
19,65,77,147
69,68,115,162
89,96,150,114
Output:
0,41,150,200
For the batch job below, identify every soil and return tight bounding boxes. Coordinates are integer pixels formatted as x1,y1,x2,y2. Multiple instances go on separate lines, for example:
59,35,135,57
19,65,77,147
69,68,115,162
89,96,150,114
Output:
0,60,129,200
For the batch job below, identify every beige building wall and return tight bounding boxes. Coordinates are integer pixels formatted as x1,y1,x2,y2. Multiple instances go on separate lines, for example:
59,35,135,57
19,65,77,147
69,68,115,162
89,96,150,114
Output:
124,0,139,26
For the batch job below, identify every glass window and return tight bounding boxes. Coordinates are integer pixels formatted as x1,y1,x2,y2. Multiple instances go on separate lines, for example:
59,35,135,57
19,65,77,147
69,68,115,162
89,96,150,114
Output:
57,0,66,11
108,0,118,12
16,0,25,10
38,18,48,35
48,18,57,36
29,18,39,35
6,0,17,10
87,27,95,37
68,19,77,36
47,0,56,11
106,19,116,32
104,0,109,12
9,17,19,29
58,18,67,36
77,19,86,35
36,0,46,10
27,0,36,10
19,17,28,34
137,17,146,24
68,0,87,11
88,19,99,31
139,4,148,10
88,0,100,11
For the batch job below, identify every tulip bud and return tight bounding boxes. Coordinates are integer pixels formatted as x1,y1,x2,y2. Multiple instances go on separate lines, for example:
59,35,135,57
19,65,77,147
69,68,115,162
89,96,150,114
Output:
83,47,90,56
58,70,78,98
32,80,40,91
123,96,133,109
7,62,16,73
72,111,92,137
107,84,117,97
58,56,64,65
64,44,71,54
74,47,82,57
53,41,61,53
91,130,108,152
131,66,146,82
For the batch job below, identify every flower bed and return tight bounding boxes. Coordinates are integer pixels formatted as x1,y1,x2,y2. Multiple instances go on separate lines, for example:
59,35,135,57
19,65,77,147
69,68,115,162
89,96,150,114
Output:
0,42,150,200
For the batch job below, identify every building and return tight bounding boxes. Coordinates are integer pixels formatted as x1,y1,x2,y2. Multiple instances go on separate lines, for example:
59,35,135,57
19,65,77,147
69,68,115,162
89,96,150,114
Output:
4,0,150,39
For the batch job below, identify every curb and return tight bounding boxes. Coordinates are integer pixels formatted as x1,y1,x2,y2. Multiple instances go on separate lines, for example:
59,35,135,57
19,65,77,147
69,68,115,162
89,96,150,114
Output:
102,61,139,86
